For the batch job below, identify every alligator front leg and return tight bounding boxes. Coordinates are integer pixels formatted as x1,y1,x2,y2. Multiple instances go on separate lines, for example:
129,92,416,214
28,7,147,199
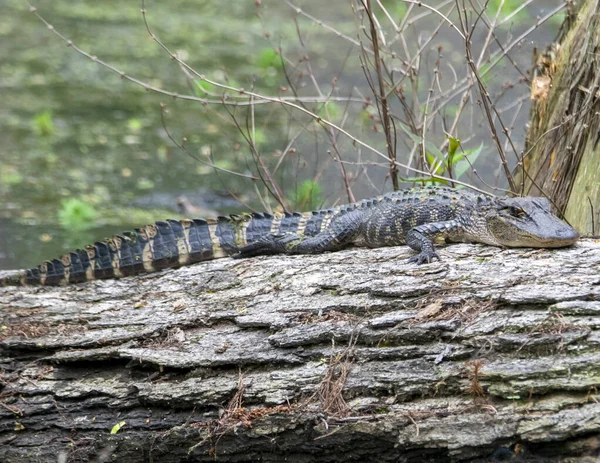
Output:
406,220,462,264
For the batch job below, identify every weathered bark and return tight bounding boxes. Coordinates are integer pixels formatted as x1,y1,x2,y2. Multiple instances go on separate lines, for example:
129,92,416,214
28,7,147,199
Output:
1,241,600,462
519,0,600,235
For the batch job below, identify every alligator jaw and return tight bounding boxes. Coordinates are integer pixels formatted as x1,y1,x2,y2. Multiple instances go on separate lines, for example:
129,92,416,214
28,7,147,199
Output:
532,224,579,248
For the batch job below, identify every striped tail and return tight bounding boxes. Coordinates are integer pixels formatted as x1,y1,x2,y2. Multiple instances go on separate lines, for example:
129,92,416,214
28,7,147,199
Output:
0,206,341,287
0,216,250,287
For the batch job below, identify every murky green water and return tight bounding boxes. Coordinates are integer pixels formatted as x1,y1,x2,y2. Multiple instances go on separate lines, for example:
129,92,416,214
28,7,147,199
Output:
0,0,564,270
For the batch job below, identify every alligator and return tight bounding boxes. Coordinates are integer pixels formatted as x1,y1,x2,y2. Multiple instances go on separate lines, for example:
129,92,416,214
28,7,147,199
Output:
0,186,579,287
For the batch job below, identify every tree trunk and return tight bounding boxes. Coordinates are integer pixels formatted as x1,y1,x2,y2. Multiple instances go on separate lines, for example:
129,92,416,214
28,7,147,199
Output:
1,241,600,462
519,0,600,235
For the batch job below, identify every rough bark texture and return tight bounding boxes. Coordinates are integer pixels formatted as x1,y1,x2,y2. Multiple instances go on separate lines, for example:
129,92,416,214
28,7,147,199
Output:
520,0,600,235
1,241,600,462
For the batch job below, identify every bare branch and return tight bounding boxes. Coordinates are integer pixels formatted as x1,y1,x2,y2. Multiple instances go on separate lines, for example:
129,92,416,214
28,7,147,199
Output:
362,0,399,189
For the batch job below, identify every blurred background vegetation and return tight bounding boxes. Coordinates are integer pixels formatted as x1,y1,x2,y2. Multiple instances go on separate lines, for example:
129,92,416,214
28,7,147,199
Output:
0,0,567,269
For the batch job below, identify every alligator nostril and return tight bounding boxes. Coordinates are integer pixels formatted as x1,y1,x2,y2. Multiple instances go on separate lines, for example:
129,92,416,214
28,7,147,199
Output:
558,227,579,241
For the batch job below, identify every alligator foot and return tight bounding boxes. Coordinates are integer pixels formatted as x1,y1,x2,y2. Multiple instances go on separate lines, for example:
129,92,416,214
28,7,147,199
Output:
407,250,440,265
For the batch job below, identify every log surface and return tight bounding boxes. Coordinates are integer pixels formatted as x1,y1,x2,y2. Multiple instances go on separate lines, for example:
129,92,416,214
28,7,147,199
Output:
1,240,600,462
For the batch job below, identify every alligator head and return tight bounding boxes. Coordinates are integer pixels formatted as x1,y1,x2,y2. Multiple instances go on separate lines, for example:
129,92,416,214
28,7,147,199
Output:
484,196,579,248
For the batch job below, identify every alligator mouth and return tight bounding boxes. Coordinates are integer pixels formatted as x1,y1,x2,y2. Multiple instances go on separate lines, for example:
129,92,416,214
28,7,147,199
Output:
541,229,580,247
523,227,580,248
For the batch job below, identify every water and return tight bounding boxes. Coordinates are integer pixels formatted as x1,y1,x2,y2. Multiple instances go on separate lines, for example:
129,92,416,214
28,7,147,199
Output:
0,0,565,269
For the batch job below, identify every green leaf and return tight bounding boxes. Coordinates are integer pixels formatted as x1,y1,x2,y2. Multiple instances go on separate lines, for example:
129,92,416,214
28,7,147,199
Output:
58,198,97,231
257,48,283,70
110,421,126,434
453,143,484,179
398,122,443,161
193,80,216,96
426,153,444,175
398,122,424,147
404,130,423,146
127,118,142,132
425,142,444,162
478,62,493,84
447,136,461,166
33,110,55,137
398,121,418,138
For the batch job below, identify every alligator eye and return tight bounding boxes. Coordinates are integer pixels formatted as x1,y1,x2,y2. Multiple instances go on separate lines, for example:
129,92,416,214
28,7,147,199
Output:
508,206,526,217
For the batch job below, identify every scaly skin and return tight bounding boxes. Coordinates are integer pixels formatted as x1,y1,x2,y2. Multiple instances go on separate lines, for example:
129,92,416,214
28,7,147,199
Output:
0,187,579,286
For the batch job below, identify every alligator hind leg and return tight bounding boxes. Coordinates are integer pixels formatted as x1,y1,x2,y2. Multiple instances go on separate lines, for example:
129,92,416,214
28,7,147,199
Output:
236,210,364,258
235,232,303,257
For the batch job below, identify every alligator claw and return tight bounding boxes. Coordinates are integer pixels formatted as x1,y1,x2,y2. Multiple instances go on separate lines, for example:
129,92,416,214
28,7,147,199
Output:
407,251,440,265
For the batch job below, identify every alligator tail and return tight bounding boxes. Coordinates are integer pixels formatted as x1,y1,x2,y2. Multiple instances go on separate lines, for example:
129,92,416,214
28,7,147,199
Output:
0,216,247,287
0,207,338,287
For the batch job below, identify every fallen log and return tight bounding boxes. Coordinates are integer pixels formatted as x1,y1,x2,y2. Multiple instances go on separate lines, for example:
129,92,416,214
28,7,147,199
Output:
1,240,600,462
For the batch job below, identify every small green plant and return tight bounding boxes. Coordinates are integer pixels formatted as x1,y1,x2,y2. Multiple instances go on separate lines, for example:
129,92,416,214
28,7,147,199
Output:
127,118,143,132
398,123,484,184
291,179,323,211
256,47,283,71
58,198,97,230
33,110,55,137
110,421,126,434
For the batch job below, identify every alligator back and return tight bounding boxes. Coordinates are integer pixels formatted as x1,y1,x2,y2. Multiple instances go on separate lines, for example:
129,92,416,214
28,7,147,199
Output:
0,207,345,286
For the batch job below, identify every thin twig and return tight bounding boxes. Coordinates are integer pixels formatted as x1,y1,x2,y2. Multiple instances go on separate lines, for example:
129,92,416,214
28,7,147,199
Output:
456,0,516,192
159,105,256,180
363,0,398,189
